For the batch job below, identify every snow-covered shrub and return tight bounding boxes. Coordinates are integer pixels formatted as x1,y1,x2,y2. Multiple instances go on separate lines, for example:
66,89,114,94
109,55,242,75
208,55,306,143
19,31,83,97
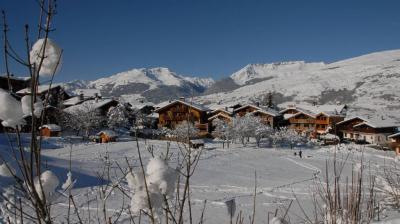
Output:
379,162,400,208
272,127,306,149
33,170,60,201
61,171,76,191
255,124,273,147
212,118,231,148
0,90,26,128
126,157,178,216
171,121,199,141
63,104,106,137
30,38,62,76
21,95,43,117
107,104,129,129
232,114,261,146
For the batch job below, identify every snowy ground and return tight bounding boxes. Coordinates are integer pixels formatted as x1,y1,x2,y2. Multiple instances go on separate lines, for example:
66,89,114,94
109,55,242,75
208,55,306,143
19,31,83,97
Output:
1,135,400,223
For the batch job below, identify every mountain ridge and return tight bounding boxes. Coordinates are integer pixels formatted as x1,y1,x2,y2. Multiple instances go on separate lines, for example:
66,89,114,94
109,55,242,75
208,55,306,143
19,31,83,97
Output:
63,49,400,120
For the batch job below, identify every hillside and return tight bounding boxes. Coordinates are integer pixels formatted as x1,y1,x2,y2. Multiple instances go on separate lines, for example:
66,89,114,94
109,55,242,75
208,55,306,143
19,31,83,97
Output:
196,49,400,120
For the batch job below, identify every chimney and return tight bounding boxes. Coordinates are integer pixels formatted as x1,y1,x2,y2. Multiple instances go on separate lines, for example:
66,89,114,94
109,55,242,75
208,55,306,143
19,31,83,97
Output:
256,102,260,107
79,93,84,101
180,97,185,102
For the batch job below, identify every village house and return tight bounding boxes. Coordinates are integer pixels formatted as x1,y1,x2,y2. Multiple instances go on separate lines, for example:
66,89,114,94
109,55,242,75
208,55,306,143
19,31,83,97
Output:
155,99,210,135
233,104,281,128
388,133,400,155
39,124,61,137
96,130,118,143
0,75,31,92
63,98,119,116
337,116,399,145
17,84,70,107
280,104,346,137
208,107,234,123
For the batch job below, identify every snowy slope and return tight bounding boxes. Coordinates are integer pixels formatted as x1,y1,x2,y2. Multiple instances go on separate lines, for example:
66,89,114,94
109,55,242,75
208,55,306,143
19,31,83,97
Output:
197,49,400,121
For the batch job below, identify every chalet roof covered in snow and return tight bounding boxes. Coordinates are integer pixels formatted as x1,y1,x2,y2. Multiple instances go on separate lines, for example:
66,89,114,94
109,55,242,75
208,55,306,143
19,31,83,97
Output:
0,75,31,81
39,124,61,131
210,107,234,115
75,88,101,97
17,84,61,94
235,104,279,116
155,100,210,112
208,112,233,121
63,96,85,106
280,104,346,117
389,133,400,138
64,98,117,113
97,130,118,137
353,116,400,129
338,116,399,128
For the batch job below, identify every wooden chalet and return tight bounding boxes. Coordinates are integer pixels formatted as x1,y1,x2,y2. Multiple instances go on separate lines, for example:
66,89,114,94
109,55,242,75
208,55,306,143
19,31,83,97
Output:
388,133,400,155
155,100,209,135
337,116,399,145
0,75,31,92
208,108,233,123
233,104,281,128
281,104,346,137
97,130,118,143
287,112,316,136
17,84,70,107
39,124,61,137
64,98,119,116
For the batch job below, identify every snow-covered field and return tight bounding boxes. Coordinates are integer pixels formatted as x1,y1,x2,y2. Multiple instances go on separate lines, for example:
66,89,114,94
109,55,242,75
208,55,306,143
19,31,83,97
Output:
2,135,399,223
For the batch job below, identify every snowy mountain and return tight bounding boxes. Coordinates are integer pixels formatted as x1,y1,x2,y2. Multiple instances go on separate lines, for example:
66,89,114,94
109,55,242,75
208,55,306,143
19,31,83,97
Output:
63,49,400,120
196,49,400,121
64,67,214,103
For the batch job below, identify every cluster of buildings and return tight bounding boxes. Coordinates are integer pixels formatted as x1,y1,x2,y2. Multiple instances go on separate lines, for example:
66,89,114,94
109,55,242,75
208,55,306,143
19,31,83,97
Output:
154,99,400,153
1,75,399,153
0,75,120,137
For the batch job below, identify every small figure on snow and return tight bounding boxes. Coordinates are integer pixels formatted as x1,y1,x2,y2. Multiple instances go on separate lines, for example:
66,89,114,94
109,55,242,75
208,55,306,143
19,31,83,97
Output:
299,150,302,158
294,152,297,156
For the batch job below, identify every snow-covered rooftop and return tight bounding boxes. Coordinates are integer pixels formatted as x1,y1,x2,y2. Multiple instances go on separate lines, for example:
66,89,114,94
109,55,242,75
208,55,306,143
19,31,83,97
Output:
40,124,61,131
0,75,31,81
155,100,210,112
389,132,400,138
17,84,61,94
280,104,346,117
64,98,116,113
339,116,399,129
63,96,84,106
97,130,118,137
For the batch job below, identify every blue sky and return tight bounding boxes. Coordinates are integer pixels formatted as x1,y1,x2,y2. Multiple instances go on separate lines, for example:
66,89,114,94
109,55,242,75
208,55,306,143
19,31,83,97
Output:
2,0,400,82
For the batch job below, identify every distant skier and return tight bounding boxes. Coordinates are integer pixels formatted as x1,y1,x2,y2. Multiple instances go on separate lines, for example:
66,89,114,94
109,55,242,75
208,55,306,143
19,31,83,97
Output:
299,150,302,158
294,152,297,156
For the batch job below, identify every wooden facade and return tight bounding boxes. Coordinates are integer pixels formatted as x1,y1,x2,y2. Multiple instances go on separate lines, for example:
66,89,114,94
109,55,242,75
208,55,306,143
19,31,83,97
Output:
288,112,316,136
314,113,345,134
337,117,398,145
155,100,209,134
39,124,61,137
95,130,118,143
251,110,277,128
389,133,400,155
336,117,366,139
233,104,280,128
234,105,259,117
